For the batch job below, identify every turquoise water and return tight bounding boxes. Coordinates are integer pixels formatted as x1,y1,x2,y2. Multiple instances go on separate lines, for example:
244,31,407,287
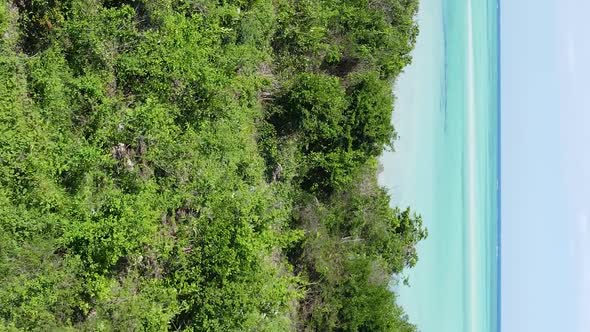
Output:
379,0,499,331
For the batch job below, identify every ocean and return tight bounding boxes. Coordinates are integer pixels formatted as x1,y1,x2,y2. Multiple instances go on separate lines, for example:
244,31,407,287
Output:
378,0,500,331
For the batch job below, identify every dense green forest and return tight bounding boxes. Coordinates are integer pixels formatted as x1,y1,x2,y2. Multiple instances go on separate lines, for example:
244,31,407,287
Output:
0,0,425,330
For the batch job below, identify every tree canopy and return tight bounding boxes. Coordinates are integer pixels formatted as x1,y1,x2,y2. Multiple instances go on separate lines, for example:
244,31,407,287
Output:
0,0,423,330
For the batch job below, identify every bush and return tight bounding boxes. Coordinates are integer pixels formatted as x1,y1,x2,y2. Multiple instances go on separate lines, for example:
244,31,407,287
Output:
346,71,397,156
0,0,422,330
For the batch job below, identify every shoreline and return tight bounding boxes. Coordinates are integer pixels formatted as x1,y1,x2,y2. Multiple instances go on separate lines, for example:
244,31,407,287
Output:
381,0,500,330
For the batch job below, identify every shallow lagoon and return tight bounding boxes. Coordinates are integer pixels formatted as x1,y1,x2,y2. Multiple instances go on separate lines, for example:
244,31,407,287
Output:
379,0,499,331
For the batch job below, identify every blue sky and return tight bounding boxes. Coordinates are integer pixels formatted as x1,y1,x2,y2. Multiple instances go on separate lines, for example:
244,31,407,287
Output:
501,0,590,331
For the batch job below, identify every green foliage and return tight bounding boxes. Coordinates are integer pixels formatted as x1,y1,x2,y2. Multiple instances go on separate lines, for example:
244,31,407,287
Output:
0,4,7,35
0,0,422,330
292,164,425,331
270,71,399,194
346,71,398,156
335,258,417,332
272,0,419,78
327,0,419,79
276,73,348,152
